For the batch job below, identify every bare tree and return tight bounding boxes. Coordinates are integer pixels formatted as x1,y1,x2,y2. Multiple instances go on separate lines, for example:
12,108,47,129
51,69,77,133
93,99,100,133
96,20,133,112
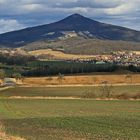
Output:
57,73,65,85
46,76,53,81
125,74,132,84
100,81,113,98
92,77,97,85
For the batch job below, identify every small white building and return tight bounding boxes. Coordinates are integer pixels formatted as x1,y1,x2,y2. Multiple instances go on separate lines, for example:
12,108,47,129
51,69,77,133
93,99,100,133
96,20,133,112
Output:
3,78,17,86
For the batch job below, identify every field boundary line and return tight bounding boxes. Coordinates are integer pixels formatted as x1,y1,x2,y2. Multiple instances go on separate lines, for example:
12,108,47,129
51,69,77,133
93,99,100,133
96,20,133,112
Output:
0,86,14,91
19,83,140,88
7,96,140,101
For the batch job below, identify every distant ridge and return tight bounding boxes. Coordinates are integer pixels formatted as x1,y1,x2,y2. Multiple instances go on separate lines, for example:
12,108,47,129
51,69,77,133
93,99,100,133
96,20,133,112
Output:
0,13,140,47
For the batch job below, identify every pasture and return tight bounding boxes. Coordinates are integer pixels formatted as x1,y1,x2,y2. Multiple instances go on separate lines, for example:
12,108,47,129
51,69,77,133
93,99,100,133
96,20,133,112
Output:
0,85,140,139
0,99,140,140
0,85,140,99
29,49,99,60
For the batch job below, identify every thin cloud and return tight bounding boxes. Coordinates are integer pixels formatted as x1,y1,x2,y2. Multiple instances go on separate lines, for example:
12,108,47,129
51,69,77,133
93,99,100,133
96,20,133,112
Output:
0,19,24,33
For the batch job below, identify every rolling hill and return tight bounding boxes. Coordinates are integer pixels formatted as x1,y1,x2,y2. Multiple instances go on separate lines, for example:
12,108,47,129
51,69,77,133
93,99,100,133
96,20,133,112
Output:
0,13,140,48
24,36,140,55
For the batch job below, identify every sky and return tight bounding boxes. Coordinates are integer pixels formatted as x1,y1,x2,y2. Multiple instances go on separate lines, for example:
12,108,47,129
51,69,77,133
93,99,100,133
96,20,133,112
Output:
0,0,140,34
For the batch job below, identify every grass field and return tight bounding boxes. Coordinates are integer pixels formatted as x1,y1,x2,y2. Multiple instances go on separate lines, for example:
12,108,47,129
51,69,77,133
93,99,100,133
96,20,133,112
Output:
29,49,100,60
0,99,140,140
0,85,140,99
0,86,140,139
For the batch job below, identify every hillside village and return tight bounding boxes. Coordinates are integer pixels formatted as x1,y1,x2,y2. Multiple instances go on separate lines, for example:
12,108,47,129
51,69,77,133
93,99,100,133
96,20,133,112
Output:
88,51,140,67
64,51,140,67
0,48,140,67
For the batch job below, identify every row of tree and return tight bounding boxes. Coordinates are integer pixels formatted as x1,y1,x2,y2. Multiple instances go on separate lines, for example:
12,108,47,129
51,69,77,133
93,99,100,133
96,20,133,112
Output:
1,59,140,78
23,61,117,76
0,53,36,65
0,69,22,80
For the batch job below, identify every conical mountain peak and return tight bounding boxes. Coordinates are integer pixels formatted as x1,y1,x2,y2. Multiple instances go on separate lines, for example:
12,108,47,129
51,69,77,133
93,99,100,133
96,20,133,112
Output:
58,13,96,25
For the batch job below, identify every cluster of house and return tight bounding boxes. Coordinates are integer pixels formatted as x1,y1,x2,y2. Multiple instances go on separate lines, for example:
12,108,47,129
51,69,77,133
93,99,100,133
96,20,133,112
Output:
0,48,28,56
1,47,140,67
67,51,140,66
108,52,140,66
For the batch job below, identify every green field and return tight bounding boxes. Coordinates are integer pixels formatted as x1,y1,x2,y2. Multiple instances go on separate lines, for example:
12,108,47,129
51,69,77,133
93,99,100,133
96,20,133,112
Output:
0,86,140,139
0,85,140,99
0,99,140,140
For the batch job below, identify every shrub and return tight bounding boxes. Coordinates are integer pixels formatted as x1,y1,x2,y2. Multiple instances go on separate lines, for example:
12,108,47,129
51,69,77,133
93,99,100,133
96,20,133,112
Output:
83,90,97,98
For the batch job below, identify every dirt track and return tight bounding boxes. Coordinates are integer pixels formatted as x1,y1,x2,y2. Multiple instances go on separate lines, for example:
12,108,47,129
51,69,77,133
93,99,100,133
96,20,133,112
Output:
0,87,14,91
0,132,24,140
20,83,140,88
7,96,140,101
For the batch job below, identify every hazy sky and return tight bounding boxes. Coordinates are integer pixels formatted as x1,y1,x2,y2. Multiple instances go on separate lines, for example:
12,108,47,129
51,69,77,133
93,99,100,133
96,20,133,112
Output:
0,0,140,33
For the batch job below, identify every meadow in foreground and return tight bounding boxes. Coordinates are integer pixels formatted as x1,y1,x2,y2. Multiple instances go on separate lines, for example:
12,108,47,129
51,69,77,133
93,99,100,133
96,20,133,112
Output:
0,98,140,140
0,85,140,99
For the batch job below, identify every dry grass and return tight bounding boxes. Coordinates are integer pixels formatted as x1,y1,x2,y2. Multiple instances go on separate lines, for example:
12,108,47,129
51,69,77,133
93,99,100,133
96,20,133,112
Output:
24,37,140,55
29,49,109,60
0,122,25,140
23,74,140,86
133,51,140,55
114,92,140,100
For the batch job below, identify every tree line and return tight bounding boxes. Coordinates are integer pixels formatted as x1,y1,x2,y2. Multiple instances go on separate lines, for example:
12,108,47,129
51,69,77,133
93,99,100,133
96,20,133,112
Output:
23,61,117,76
0,53,36,65
0,56,140,78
